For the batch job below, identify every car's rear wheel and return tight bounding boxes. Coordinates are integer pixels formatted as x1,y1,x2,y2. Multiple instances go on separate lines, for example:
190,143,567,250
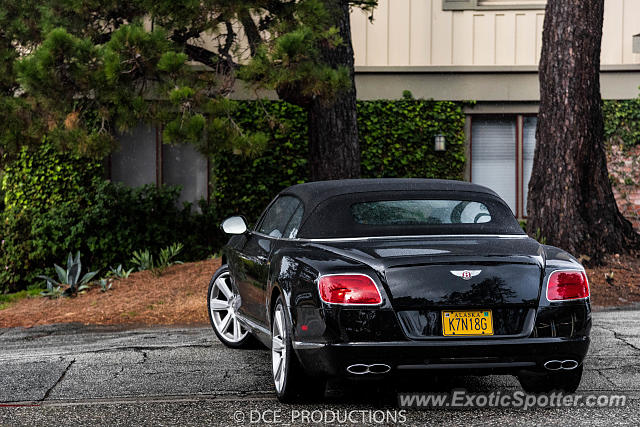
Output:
271,296,323,401
517,365,583,393
207,265,252,348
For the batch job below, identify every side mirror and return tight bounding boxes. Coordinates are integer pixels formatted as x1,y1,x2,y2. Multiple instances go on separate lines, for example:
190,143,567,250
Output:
221,216,248,235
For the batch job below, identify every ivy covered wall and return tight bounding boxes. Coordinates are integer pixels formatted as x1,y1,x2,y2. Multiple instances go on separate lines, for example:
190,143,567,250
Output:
603,99,640,231
214,99,468,224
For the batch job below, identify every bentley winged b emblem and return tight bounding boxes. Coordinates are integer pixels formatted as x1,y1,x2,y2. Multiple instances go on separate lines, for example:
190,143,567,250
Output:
450,270,482,280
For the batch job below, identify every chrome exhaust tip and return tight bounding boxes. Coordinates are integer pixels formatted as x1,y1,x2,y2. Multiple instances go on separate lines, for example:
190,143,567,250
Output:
346,364,370,375
544,359,578,371
346,363,391,375
544,360,562,370
368,364,391,374
561,360,579,370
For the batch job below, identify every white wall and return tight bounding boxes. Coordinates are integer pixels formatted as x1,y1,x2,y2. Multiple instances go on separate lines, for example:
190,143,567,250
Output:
350,0,640,67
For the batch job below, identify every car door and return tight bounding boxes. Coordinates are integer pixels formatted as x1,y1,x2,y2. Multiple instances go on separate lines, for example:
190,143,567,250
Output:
235,196,302,325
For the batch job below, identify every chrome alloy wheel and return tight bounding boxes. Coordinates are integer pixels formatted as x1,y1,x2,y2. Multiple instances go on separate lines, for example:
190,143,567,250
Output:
271,304,287,393
209,272,248,343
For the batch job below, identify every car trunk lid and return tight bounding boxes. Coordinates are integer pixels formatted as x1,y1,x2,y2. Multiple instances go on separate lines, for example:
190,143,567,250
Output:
307,235,544,309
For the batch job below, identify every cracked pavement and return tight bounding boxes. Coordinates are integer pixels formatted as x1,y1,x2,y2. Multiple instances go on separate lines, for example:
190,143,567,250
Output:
0,310,639,426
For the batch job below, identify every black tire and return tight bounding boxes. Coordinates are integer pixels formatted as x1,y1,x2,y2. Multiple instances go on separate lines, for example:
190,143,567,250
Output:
271,296,324,402
207,265,254,348
517,365,583,393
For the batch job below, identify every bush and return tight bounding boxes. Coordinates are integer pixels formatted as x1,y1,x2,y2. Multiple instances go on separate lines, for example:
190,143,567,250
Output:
1,143,101,291
1,99,468,292
214,99,468,225
358,100,467,179
1,143,225,292
1,180,225,292
603,99,640,149
2,142,102,213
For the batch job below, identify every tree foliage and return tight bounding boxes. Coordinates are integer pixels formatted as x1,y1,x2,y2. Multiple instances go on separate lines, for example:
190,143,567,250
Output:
1,141,223,292
240,0,375,106
1,98,467,292
2,0,359,163
241,0,377,180
213,99,467,226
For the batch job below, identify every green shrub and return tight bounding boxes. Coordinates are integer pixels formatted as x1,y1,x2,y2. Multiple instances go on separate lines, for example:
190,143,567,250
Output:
106,264,133,279
213,101,309,225
130,248,154,272
2,142,102,212
1,142,101,291
358,100,466,180
603,98,640,149
0,169,5,212
1,99,467,292
131,242,184,276
38,251,99,297
1,174,224,292
214,99,468,224
98,278,113,292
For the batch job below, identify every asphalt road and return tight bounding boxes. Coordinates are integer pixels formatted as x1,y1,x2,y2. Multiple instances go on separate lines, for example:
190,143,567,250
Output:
0,309,639,426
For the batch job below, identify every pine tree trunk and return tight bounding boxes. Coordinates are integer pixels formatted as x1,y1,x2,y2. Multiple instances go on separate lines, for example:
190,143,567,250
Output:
528,0,640,263
307,0,360,181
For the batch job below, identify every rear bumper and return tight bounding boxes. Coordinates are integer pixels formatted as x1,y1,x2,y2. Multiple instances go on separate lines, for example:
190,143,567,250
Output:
293,336,590,377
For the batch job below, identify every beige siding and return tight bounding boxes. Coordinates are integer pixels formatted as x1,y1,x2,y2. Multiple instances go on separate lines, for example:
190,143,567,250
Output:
602,0,624,64
409,0,431,64
473,14,493,65
495,13,515,64
351,0,640,67
389,1,411,64
430,0,453,64
351,8,369,65
622,0,640,63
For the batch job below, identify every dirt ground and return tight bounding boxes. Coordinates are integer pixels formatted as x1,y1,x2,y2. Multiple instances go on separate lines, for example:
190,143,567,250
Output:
1,254,639,328
0,259,220,328
585,253,640,307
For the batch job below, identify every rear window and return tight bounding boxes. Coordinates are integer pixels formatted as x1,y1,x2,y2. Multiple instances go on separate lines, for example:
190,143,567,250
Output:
296,190,524,239
351,200,492,225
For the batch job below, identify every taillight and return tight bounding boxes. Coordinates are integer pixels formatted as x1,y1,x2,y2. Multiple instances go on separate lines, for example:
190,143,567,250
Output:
547,270,589,301
318,274,382,305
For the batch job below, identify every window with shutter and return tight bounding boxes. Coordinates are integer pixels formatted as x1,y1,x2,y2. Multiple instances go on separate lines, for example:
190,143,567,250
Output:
471,118,517,215
470,115,538,219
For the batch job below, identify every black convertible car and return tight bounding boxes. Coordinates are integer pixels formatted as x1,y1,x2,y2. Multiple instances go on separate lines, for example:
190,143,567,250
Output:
207,179,591,401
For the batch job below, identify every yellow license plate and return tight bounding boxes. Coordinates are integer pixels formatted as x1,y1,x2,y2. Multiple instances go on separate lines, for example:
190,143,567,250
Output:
442,310,493,336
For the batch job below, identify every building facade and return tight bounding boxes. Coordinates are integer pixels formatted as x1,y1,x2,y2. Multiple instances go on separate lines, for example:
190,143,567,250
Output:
351,0,640,218
110,0,640,220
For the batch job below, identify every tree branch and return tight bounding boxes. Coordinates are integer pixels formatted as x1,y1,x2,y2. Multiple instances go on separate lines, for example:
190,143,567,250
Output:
239,11,261,57
182,43,235,73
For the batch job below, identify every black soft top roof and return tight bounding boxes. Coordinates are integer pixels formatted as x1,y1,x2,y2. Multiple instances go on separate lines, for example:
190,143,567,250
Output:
276,179,523,239
281,178,500,207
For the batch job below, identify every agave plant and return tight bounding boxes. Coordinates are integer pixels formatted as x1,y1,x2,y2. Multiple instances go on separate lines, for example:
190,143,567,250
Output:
157,243,184,269
130,243,183,277
130,249,154,272
98,278,113,292
40,281,64,299
38,252,99,297
107,264,134,279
